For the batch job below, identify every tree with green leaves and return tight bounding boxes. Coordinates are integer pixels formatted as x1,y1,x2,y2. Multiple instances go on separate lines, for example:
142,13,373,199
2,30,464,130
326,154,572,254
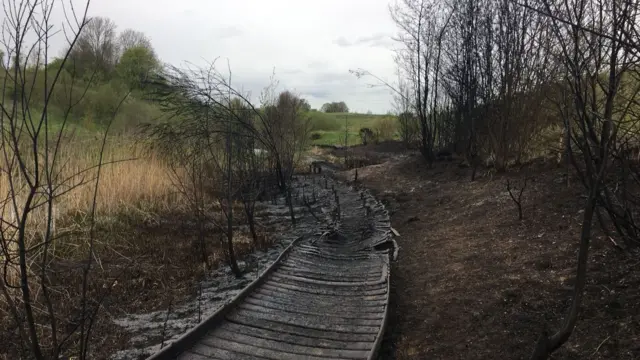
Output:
299,98,311,112
116,46,159,90
320,101,349,113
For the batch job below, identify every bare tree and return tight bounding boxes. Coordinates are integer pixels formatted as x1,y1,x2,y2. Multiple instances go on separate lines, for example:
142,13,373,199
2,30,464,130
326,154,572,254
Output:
142,63,310,274
68,16,118,78
260,89,311,225
233,103,267,248
392,72,420,147
0,1,128,358
391,0,438,164
476,0,555,171
354,0,455,166
260,88,312,191
357,0,640,357
141,62,248,276
517,0,635,358
117,28,153,57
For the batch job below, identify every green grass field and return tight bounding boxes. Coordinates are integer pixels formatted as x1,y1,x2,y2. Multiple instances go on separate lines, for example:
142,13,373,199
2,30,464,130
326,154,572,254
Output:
308,111,398,146
310,130,362,146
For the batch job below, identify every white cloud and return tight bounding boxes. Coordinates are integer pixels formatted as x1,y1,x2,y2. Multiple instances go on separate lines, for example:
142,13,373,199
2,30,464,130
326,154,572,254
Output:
41,0,401,113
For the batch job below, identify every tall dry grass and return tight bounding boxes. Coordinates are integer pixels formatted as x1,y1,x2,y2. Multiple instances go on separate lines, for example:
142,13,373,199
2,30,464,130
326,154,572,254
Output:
0,133,178,284
58,137,179,218
374,116,398,142
0,135,178,218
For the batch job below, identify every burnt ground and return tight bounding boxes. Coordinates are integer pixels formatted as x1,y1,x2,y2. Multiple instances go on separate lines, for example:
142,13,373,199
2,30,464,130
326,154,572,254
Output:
324,142,640,360
0,182,321,360
0,213,267,360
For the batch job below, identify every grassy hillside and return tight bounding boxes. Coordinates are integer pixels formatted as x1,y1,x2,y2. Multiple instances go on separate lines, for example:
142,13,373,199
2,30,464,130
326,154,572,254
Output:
308,111,399,146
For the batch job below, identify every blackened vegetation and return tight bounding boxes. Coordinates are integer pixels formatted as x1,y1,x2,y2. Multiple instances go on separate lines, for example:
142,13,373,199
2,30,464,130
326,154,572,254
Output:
350,0,640,358
359,127,376,145
146,172,395,360
310,162,323,174
506,177,530,221
345,157,372,169
139,62,311,276
0,2,134,359
435,149,453,162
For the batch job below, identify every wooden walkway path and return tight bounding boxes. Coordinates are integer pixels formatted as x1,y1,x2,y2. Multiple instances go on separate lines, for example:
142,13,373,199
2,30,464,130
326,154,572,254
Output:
148,174,395,360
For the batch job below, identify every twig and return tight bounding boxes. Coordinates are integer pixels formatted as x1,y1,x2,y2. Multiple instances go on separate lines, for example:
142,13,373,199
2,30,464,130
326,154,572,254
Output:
303,197,322,223
608,236,622,250
591,335,610,357
197,282,202,323
506,177,529,221
160,299,173,349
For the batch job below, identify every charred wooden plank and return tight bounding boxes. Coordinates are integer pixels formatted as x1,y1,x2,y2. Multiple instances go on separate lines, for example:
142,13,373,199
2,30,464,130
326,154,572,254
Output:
147,174,394,360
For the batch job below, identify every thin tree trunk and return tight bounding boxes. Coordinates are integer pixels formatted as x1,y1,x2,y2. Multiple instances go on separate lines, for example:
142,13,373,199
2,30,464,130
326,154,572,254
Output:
17,191,44,360
246,207,259,248
530,189,597,359
197,212,207,267
226,222,241,276
287,186,296,226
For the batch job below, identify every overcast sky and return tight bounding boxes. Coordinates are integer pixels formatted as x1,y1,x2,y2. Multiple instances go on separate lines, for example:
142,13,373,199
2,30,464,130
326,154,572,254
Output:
52,0,400,113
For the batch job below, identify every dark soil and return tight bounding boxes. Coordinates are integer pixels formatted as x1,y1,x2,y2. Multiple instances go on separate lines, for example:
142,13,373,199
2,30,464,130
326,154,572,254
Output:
331,143,640,360
0,208,279,360
329,140,410,167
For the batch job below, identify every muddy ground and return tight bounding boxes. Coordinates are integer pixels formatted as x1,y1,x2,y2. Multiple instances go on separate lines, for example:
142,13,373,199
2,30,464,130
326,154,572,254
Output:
324,141,640,360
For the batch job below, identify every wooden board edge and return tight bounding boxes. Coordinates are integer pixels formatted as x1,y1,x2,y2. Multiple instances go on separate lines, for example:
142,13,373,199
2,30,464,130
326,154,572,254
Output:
368,251,391,360
146,235,306,360
390,227,400,237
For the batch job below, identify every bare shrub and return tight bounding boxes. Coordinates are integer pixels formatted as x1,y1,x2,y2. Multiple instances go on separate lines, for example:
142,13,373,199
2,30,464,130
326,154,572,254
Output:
0,1,132,358
374,116,397,142
397,111,419,147
142,63,311,274
359,127,375,145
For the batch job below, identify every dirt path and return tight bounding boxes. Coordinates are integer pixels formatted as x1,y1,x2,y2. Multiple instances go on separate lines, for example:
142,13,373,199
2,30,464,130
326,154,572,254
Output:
328,148,640,360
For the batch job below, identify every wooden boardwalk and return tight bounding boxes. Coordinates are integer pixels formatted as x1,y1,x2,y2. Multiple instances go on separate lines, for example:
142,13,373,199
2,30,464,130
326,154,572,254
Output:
148,175,394,360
